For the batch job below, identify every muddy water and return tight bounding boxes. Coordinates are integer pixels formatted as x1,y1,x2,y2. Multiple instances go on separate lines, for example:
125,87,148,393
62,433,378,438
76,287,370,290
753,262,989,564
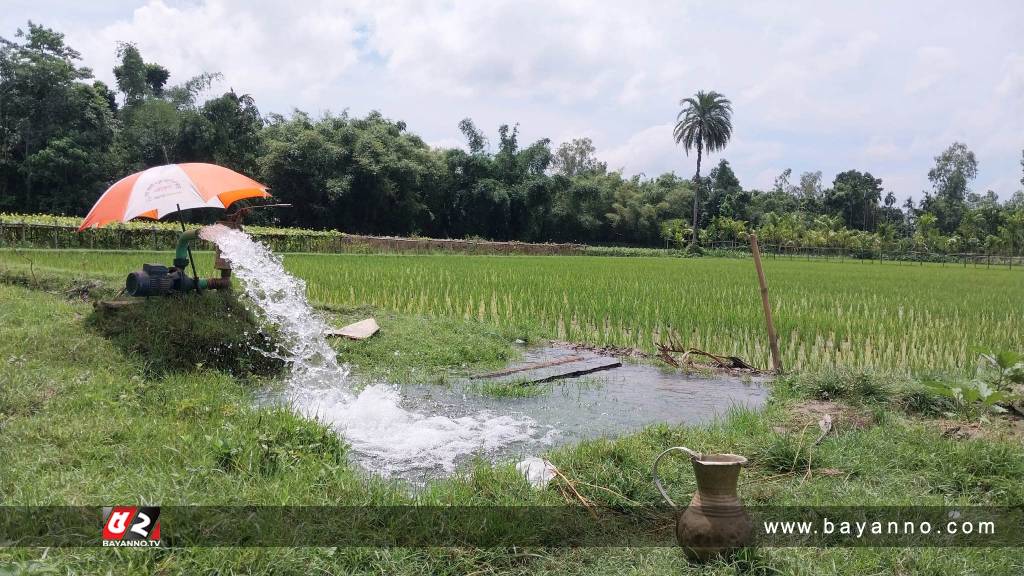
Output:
404,344,769,454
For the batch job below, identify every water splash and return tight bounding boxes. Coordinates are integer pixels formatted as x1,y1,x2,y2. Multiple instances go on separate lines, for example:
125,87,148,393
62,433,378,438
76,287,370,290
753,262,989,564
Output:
199,224,348,392
199,224,539,476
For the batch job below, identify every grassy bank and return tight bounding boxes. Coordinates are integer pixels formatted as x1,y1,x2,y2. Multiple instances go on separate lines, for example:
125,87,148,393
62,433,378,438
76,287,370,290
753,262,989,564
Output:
1,274,1023,574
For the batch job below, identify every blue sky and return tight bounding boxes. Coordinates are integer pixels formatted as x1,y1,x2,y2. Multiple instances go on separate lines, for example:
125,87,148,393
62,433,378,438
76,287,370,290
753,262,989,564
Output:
5,0,1023,202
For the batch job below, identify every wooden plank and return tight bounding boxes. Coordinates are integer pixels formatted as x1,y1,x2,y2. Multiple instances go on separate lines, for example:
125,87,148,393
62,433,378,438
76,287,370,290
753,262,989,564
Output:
325,318,379,340
516,358,622,386
470,355,585,380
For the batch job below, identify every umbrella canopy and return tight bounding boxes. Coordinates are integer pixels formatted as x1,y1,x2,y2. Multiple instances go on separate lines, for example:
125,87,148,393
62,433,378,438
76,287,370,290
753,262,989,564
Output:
78,163,270,231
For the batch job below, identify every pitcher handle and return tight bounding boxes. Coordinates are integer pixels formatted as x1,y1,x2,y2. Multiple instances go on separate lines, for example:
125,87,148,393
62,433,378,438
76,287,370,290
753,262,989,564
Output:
652,446,701,508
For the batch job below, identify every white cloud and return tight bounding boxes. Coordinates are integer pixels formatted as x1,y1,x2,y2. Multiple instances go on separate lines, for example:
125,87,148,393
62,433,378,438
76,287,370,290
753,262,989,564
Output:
905,46,958,95
861,141,905,162
355,0,670,103
7,0,1021,201
602,123,678,176
66,1,361,108
426,137,467,151
996,52,1024,101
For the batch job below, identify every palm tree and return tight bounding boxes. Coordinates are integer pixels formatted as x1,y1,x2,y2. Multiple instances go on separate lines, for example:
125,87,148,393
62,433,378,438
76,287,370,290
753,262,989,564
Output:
674,90,733,248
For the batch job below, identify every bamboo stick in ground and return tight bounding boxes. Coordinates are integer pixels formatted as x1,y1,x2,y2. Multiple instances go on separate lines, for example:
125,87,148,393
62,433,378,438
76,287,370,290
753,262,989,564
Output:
750,232,783,373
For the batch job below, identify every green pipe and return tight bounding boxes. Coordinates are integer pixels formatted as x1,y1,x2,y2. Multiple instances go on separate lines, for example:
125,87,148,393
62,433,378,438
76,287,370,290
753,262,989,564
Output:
173,229,198,269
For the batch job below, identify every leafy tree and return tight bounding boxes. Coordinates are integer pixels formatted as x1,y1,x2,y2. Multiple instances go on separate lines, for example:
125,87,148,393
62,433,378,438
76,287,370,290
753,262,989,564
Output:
877,191,904,230
551,137,606,177
702,216,748,244
797,171,823,212
1000,210,1024,257
1007,191,1024,211
92,80,118,113
705,159,740,221
773,168,794,195
457,118,487,154
711,159,740,191
660,218,691,247
0,22,115,213
923,142,978,234
113,43,169,104
187,91,264,172
824,170,883,231
117,99,181,167
164,72,221,110
748,188,799,224
929,142,978,202
673,90,733,247
260,110,441,234
111,43,227,171
605,175,678,245
258,112,342,229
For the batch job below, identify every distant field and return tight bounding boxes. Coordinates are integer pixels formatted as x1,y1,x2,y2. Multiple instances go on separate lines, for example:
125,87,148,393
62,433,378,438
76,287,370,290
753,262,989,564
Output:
2,248,1021,373
0,213,584,255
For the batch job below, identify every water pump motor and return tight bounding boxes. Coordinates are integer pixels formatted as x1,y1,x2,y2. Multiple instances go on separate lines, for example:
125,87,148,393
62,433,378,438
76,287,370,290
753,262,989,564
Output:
125,229,231,297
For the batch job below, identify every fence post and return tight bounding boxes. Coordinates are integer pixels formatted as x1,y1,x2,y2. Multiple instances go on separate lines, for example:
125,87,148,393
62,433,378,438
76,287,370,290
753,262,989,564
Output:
750,233,783,373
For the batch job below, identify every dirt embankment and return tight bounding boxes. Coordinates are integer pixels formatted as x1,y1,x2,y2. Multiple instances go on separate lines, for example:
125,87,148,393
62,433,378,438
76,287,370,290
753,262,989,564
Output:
332,234,585,255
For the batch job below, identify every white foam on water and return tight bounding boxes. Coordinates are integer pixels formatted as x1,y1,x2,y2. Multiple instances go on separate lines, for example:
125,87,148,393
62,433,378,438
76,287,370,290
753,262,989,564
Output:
199,224,539,476
281,384,538,476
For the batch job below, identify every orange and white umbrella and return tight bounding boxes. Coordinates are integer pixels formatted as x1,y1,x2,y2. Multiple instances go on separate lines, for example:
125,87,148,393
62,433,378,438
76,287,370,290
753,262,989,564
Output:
78,163,270,231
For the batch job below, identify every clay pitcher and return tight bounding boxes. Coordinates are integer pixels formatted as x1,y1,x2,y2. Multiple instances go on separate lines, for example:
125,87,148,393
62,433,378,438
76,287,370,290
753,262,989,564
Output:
652,446,752,561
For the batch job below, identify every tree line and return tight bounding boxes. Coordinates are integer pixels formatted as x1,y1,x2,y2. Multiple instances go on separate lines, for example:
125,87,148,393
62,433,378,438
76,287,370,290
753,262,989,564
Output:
2,22,1023,255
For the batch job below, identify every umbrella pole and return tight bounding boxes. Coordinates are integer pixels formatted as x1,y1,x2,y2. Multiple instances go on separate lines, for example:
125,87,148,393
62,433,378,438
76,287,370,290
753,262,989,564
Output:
176,203,202,293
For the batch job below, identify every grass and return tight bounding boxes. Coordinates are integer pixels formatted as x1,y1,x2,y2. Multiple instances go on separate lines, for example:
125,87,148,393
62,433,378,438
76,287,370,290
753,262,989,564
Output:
0,276,1023,573
87,290,285,378
2,248,1021,374
468,379,554,398
320,303,524,384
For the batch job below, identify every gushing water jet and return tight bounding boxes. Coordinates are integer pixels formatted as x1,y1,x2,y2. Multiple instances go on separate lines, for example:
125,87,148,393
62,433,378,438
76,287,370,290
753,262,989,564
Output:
198,223,540,477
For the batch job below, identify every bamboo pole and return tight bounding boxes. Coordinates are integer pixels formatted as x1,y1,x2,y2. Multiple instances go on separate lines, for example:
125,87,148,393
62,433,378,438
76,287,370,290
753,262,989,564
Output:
750,233,783,373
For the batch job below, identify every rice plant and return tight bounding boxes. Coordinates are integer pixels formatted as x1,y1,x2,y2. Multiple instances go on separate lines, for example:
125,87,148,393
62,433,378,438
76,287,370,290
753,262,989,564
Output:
2,249,1020,374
